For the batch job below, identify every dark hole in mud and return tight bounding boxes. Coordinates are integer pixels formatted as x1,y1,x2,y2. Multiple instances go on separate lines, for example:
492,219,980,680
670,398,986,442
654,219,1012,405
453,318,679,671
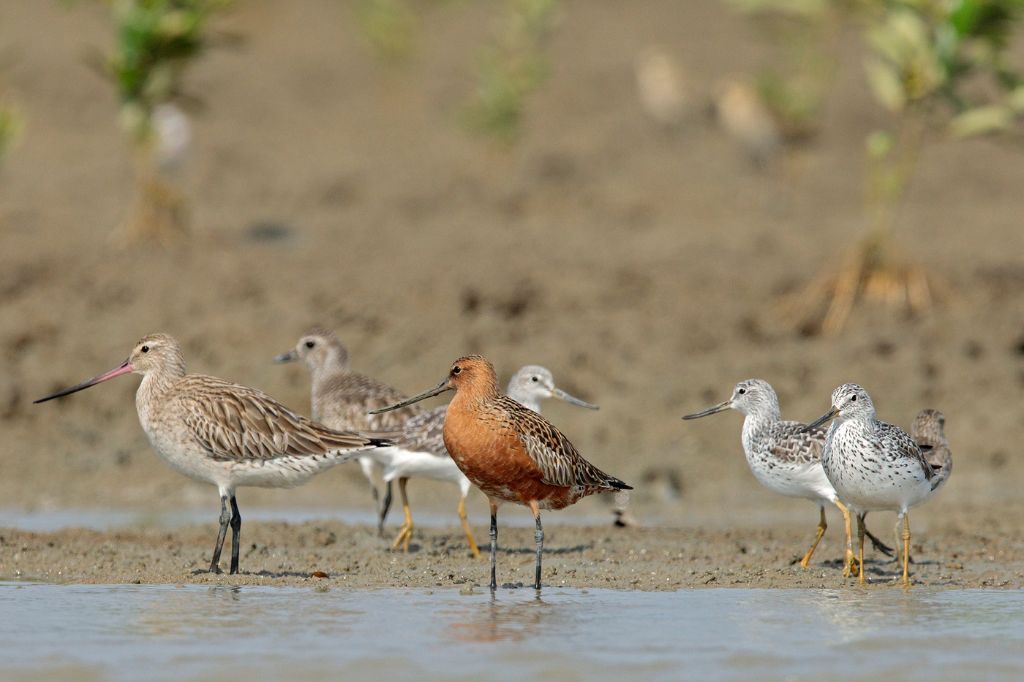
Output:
245,222,294,243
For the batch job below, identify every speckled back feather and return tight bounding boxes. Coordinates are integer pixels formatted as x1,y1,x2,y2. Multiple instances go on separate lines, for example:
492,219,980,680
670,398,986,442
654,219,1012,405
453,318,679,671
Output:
176,376,387,462
492,395,630,491
313,371,423,433
766,420,826,465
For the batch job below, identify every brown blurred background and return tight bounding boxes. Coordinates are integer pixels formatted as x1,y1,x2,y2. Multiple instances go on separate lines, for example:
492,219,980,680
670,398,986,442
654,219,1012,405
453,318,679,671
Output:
1,0,1022,533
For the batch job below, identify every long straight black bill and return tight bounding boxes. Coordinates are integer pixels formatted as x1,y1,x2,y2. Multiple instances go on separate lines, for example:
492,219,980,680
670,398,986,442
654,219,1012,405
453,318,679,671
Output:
681,400,731,420
33,360,133,404
368,380,451,415
800,408,838,433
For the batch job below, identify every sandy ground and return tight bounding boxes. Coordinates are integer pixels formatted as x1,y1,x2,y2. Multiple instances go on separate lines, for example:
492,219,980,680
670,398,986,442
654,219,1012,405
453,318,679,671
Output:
1,1,1023,589
3,514,1023,590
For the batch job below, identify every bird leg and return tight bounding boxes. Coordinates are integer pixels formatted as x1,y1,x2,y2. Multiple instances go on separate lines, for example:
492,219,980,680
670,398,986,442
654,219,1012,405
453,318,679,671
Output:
390,478,414,552
378,480,394,537
901,512,911,588
229,495,242,575
209,495,230,574
857,513,867,586
529,500,543,590
799,506,828,568
834,500,860,578
489,499,499,591
458,496,481,558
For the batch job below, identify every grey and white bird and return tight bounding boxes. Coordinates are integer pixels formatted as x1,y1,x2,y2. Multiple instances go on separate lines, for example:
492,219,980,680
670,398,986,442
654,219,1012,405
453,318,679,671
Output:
804,384,938,587
683,379,890,573
275,327,418,535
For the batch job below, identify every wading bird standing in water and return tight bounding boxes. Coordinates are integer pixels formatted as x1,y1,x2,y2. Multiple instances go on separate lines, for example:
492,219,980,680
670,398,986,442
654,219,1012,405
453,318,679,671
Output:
372,355,630,590
35,333,389,575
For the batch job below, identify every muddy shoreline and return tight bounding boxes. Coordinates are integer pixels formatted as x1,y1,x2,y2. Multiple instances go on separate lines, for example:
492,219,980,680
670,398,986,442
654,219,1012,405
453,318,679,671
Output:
2,516,1021,590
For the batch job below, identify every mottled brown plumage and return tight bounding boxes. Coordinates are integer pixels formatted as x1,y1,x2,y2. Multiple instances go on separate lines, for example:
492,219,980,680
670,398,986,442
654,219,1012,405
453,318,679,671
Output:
277,327,478,554
371,354,629,590
35,333,387,575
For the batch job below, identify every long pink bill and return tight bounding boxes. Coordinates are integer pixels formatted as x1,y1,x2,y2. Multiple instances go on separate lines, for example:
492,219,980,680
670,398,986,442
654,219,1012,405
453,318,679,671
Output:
33,360,134,404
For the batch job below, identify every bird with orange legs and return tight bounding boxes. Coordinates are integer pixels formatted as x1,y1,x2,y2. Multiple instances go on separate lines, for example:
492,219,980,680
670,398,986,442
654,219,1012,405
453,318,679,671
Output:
372,355,630,591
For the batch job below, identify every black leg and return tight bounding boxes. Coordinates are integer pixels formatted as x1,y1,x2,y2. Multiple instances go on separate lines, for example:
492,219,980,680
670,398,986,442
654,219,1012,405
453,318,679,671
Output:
533,508,544,591
489,501,498,591
229,495,242,575
378,480,394,537
209,495,230,574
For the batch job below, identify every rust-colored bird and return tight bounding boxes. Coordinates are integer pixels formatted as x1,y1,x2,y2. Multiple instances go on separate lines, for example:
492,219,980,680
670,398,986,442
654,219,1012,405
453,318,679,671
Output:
371,355,631,590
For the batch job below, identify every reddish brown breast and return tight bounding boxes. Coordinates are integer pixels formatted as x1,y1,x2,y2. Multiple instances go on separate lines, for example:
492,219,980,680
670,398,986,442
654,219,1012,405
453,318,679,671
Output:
443,396,576,509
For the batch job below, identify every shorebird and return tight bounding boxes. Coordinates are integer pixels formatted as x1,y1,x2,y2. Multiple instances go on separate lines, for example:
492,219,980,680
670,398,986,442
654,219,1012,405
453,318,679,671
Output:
376,364,599,556
804,384,937,587
912,409,952,492
864,408,953,566
370,355,630,590
682,379,891,574
274,327,420,534
34,333,389,575
506,365,599,413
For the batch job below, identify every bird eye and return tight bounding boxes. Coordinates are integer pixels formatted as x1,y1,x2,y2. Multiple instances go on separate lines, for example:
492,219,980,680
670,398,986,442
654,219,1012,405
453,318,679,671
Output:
141,345,149,353
531,376,539,382
452,366,462,375
738,388,746,395
850,395,857,402
305,341,315,349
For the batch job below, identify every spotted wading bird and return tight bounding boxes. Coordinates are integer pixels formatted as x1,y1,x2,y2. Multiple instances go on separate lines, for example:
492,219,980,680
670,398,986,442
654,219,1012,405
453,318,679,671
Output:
863,408,953,567
682,379,892,575
274,328,423,536
34,333,390,575
803,384,938,587
370,355,630,590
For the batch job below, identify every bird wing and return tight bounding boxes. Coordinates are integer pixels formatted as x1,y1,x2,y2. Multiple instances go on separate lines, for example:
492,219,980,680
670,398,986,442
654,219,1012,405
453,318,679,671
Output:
316,372,423,432
499,396,628,490
768,420,825,465
180,376,384,462
395,406,448,457
879,421,933,481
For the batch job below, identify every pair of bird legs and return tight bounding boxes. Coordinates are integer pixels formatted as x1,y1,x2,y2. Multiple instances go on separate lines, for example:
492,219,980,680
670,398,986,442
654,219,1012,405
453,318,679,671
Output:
488,499,543,591
799,501,896,580
856,512,912,588
386,475,543,589
390,478,481,558
801,502,911,587
209,494,242,574
388,479,544,590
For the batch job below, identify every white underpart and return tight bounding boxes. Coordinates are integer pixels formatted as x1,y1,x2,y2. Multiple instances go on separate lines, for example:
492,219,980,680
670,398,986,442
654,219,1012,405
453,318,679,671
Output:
740,412,837,506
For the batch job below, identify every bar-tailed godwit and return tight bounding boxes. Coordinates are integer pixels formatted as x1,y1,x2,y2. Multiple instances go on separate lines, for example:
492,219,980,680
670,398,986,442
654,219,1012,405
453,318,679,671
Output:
35,333,389,575
275,327,420,534
371,355,630,590
803,384,937,587
682,379,891,574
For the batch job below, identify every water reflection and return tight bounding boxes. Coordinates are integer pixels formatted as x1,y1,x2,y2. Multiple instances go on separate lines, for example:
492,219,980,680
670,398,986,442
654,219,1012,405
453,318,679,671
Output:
1,584,1023,682
446,590,555,643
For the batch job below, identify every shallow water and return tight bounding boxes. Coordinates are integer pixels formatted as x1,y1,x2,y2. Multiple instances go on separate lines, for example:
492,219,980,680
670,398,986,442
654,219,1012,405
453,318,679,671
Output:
2,583,1022,681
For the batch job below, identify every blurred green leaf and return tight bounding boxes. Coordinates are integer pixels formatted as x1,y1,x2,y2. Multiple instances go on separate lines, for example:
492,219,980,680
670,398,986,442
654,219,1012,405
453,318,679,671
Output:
949,103,1013,136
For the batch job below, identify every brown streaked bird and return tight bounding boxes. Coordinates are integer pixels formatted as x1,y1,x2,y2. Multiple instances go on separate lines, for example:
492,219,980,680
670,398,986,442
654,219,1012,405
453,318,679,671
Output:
34,333,390,575
864,408,953,567
371,355,630,591
275,327,426,536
